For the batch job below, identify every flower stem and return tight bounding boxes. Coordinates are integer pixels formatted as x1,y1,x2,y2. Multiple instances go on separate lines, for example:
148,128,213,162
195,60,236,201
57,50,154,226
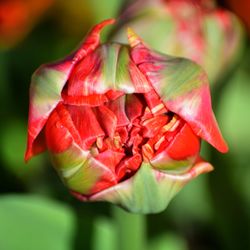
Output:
112,206,146,250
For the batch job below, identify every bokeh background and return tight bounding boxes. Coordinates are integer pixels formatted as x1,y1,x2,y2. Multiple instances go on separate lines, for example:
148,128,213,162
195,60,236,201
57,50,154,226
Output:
0,0,249,249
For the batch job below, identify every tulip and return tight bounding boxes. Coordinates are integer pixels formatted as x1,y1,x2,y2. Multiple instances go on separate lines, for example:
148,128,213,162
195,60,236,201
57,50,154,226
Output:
0,0,54,49
25,19,227,213
111,0,244,84
219,0,250,35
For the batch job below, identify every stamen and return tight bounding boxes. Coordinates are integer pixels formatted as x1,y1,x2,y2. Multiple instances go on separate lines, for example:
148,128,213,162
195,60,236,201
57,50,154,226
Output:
151,103,167,115
96,137,103,149
162,115,179,133
154,136,166,151
169,120,180,132
114,133,122,149
142,143,154,162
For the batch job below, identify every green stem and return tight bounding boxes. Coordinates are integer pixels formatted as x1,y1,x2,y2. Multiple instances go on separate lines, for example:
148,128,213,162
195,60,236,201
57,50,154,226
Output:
113,206,147,250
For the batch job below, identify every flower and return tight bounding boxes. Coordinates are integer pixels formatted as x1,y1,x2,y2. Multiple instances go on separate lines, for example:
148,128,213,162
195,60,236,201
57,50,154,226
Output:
111,0,244,84
220,0,250,35
25,19,227,213
0,0,54,49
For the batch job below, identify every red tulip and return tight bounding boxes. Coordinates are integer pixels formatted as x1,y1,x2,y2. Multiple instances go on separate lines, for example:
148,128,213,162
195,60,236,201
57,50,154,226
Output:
0,0,54,49
111,0,244,84
218,0,250,34
25,19,227,213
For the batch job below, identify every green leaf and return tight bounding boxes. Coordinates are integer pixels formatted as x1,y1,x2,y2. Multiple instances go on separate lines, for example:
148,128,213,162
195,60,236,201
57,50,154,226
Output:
148,233,188,250
92,217,117,250
0,195,75,250
0,118,45,179
167,174,213,223
217,62,250,156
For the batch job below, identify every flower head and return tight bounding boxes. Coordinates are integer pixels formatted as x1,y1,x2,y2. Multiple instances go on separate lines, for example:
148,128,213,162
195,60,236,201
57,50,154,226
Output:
25,19,227,213
111,0,244,84
0,0,54,49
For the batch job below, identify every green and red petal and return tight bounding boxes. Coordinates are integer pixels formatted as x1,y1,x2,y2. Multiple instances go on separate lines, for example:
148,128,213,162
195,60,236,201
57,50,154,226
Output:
25,19,114,161
128,30,228,153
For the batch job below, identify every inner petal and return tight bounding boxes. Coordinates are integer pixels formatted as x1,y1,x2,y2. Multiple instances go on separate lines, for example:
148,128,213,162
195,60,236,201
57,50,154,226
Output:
96,105,117,138
67,50,102,96
125,94,145,122
107,95,130,127
116,153,142,181
67,105,105,150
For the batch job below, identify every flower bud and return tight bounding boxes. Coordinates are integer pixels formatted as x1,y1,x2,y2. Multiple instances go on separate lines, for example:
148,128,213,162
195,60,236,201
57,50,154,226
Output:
111,0,245,84
0,0,54,49
25,19,227,213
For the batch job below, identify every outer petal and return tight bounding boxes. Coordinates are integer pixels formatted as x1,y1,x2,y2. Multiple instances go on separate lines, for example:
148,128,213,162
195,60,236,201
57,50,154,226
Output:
75,160,213,214
63,43,152,104
45,106,118,195
128,31,228,153
142,56,228,153
51,143,118,195
25,19,115,161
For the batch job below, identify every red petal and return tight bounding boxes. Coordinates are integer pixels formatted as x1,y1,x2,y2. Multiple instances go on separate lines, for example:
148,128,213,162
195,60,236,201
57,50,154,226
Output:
142,115,169,138
67,105,105,150
116,154,142,181
116,127,128,144
45,108,73,153
129,60,152,93
25,20,115,161
95,149,125,173
73,19,115,62
125,94,144,122
67,49,102,97
131,43,228,153
167,123,200,160
106,90,124,100
96,106,117,138
144,89,168,115
165,84,228,153
62,92,108,106
107,95,130,127
25,58,75,161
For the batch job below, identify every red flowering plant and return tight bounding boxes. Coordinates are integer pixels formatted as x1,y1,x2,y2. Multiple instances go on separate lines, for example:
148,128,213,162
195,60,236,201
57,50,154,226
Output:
111,0,244,85
0,0,54,49
25,19,227,213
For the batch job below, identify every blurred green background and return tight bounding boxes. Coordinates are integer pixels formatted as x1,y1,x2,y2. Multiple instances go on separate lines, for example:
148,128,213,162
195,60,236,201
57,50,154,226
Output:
0,0,249,249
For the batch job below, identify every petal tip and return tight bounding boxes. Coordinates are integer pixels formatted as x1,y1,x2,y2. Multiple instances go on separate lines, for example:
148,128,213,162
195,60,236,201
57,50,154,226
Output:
24,150,31,163
74,19,116,62
94,18,116,31
216,140,229,154
190,159,214,178
127,27,143,48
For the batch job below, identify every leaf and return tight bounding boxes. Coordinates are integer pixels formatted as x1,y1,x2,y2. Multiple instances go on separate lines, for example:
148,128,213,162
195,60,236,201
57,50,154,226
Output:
92,217,117,250
0,195,75,250
0,119,45,179
149,233,188,250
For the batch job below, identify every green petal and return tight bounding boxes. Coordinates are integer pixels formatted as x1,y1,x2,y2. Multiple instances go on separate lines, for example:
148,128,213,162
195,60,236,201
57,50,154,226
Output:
89,161,213,214
50,142,117,195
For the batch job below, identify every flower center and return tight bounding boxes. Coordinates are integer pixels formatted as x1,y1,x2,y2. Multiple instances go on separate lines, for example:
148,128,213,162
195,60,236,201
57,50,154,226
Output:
85,91,183,182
